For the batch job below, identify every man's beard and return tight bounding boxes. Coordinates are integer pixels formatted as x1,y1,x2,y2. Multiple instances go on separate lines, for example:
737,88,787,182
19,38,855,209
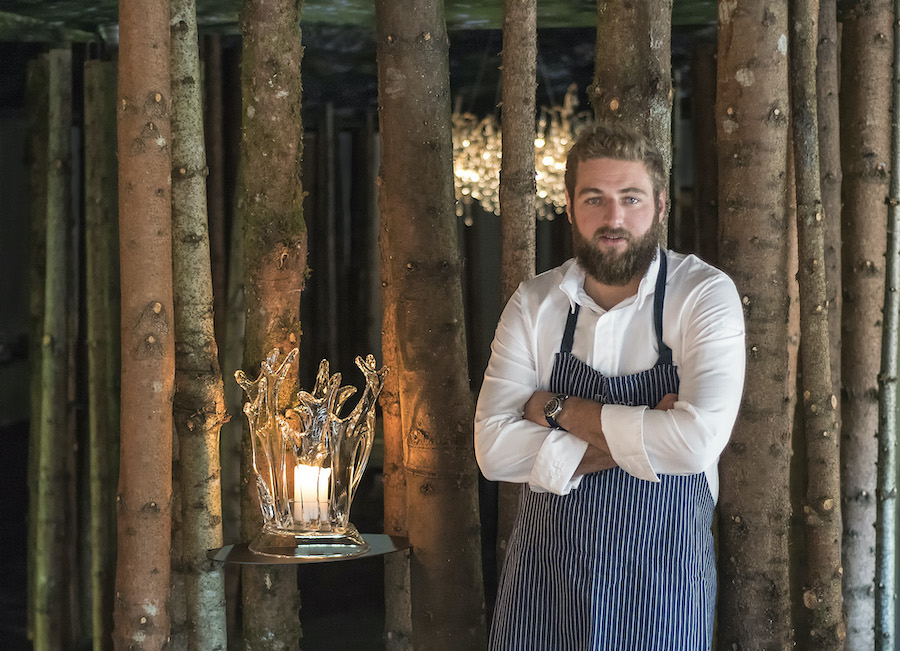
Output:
572,217,662,286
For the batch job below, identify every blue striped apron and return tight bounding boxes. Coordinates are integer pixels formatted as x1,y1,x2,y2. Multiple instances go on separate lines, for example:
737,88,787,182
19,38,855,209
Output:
490,252,716,650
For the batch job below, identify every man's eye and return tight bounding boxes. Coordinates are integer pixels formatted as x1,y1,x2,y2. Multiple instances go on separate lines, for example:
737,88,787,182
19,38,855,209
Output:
623,197,640,205
585,196,602,205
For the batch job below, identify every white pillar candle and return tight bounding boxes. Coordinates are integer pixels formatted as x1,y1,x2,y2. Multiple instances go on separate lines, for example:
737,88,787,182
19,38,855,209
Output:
293,464,331,522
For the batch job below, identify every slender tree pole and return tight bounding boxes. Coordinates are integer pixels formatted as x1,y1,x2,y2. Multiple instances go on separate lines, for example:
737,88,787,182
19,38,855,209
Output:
84,59,120,651
375,0,487,645
875,4,900,647
35,47,73,651
204,34,228,357
25,53,48,648
114,0,176,646
170,0,229,648
790,0,844,645
840,3,892,647
715,1,794,646
239,0,306,646
494,0,537,577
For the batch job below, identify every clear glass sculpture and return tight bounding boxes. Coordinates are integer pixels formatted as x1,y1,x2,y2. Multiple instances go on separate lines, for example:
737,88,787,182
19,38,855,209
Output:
235,347,387,559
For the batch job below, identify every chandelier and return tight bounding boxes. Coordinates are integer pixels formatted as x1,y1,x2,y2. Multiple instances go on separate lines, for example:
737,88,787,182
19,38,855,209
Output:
452,84,591,223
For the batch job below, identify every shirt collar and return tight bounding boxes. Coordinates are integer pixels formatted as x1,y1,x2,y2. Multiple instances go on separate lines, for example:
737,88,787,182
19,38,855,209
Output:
559,247,663,314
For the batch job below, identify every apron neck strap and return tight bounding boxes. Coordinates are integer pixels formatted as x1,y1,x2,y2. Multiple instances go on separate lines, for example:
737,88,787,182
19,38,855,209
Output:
560,250,672,365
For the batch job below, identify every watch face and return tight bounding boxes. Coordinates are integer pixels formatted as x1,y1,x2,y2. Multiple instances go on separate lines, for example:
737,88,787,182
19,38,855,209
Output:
544,397,562,417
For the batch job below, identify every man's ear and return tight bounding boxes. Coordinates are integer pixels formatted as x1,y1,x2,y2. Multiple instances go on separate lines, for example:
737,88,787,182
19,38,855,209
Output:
657,191,667,223
566,190,573,224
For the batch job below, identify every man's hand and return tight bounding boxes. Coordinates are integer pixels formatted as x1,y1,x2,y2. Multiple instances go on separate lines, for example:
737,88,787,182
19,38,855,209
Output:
523,390,556,427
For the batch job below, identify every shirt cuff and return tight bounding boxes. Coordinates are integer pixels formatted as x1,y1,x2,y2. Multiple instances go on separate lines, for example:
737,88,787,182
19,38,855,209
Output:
529,428,589,495
602,404,661,482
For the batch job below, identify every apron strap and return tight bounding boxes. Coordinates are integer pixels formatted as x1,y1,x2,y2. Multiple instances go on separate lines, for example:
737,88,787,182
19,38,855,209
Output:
654,249,673,366
561,250,672,364
560,304,580,354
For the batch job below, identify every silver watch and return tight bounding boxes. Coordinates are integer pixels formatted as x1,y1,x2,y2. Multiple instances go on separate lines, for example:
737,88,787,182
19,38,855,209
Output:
543,394,568,430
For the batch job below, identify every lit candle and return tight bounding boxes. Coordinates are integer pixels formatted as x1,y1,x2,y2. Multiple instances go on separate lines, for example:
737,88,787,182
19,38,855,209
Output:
293,464,331,523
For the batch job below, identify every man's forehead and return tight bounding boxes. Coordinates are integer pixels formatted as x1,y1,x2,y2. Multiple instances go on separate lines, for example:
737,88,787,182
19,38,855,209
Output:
574,157,654,190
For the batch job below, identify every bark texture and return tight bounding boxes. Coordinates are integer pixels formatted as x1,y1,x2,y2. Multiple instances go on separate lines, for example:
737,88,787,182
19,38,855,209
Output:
239,0,306,646
34,47,73,651
114,0,176,646
715,1,794,646
375,0,487,646
817,0,841,402
590,0,673,194
170,0,228,648
839,2,892,647
83,59,120,651
495,0,537,575
790,1,844,645
877,5,900,647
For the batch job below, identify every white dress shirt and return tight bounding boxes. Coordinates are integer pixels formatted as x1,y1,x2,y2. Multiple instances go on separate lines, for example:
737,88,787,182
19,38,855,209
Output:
474,249,745,501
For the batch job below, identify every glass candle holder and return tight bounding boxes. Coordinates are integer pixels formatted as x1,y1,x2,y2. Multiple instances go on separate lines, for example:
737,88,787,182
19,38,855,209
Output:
236,348,387,559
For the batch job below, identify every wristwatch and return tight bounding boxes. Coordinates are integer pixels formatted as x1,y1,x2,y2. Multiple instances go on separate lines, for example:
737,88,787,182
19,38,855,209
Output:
543,394,569,430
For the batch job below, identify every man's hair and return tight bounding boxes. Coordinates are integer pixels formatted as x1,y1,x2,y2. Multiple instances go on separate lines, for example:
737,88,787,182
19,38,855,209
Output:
564,122,667,202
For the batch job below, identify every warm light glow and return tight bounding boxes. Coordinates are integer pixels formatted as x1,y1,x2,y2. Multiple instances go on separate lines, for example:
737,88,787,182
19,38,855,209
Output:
294,464,331,522
451,84,590,221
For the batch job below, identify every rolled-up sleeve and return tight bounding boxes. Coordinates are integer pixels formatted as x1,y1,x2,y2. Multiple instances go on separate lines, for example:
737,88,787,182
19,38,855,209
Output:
600,274,745,481
475,287,588,495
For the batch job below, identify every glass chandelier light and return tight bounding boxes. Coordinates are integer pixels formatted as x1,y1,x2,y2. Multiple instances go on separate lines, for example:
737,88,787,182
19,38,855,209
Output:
452,84,591,223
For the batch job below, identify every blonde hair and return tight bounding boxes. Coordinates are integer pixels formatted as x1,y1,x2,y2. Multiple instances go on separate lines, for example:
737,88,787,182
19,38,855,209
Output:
564,123,666,201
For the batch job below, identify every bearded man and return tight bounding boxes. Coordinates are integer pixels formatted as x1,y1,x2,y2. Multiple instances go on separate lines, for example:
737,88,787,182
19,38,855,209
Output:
474,122,745,650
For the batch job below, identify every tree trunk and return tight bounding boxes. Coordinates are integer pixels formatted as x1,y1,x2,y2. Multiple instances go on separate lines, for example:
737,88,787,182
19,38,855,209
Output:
34,47,73,651
221,165,245,648
495,0,537,579
790,1,844,645
375,0,487,646
715,1,794,647
114,1,176,647
839,2,892,648
204,34,228,360
170,1,229,649
590,0,673,195
25,53,48,648
238,0,306,646
83,59,120,651
817,0,841,402
877,9,900,646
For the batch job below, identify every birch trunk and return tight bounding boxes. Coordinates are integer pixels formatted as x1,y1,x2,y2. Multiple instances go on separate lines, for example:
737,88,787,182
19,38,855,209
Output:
790,0,844,645
495,0,537,576
34,47,73,651
84,59,120,651
375,0,487,645
114,0,176,646
839,2,892,647
715,1,794,646
590,0,673,200
239,0,306,646
170,0,228,648
875,3,900,646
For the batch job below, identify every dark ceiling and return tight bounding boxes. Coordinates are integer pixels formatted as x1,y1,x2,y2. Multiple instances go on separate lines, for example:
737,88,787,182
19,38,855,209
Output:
1,0,715,41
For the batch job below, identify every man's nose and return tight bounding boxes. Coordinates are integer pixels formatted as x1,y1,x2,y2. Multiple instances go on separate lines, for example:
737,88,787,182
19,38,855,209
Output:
601,202,625,227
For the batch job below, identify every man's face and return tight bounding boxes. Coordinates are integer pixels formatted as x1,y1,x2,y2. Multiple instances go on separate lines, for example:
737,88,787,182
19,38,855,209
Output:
566,157,665,286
